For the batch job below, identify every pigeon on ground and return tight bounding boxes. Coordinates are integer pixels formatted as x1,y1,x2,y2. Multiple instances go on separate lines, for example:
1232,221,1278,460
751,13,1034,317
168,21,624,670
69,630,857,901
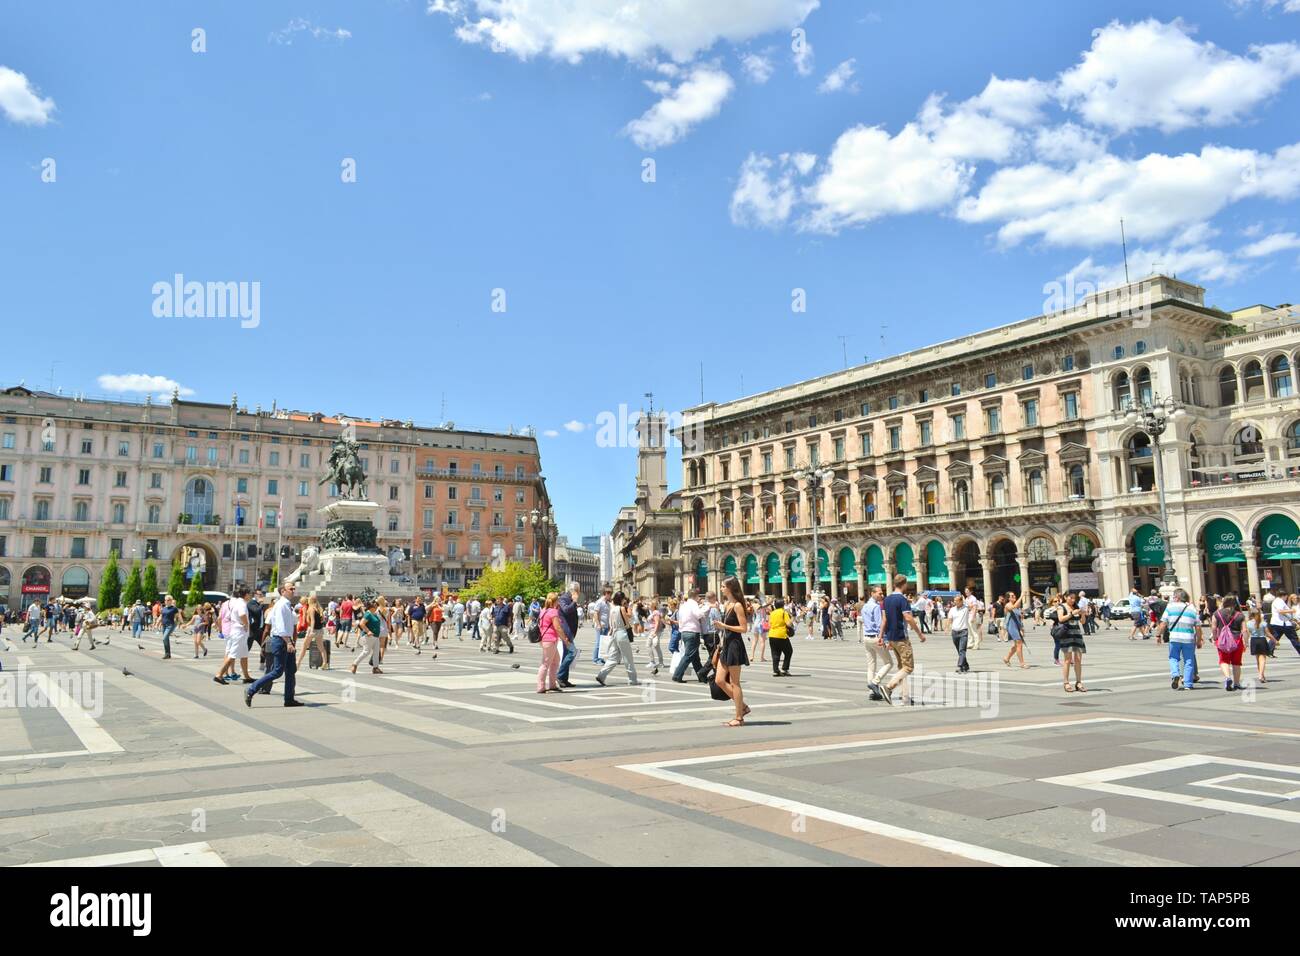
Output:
511,663,520,669
122,667,133,677
137,643,145,650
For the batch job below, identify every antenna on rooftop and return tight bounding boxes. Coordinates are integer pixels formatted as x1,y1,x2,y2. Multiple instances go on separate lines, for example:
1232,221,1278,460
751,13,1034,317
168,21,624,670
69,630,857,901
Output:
1120,218,1131,285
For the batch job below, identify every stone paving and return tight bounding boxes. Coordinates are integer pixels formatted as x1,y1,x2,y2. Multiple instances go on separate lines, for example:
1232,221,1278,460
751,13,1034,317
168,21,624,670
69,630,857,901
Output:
1,617,1298,866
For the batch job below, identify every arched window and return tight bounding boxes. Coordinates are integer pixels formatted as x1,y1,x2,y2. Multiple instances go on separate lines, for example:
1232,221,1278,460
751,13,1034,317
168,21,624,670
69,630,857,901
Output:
1179,368,1192,405
1026,537,1053,562
861,490,876,522
1188,435,1204,485
953,480,970,512
1134,366,1153,406
741,507,753,533
1270,355,1293,398
1218,366,1238,407
1068,464,1085,498
1027,469,1045,504
921,483,937,515
785,501,798,528
1113,372,1132,411
890,488,906,518
720,506,733,535
762,504,775,531
1287,421,1300,455
835,494,849,524
1233,425,1263,459
183,477,214,523
692,499,706,537
989,475,1007,508
1126,433,1154,491
1243,360,1265,401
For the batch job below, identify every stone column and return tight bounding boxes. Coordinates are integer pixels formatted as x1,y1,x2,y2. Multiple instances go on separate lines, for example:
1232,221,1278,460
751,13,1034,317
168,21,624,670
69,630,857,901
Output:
946,557,960,593
857,564,866,600
1243,544,1262,602
916,560,928,593
780,566,790,599
1056,550,1072,597
980,557,994,602
1017,555,1030,602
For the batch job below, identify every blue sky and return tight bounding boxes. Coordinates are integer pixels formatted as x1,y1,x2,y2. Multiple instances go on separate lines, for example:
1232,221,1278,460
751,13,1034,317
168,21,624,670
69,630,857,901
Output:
2,0,1299,542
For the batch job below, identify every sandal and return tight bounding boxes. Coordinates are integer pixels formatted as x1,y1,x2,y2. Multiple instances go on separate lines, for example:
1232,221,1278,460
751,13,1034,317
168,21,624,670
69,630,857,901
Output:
1064,682,1074,693
1020,663,1030,669
742,704,752,717
724,718,745,727
1075,683,1087,693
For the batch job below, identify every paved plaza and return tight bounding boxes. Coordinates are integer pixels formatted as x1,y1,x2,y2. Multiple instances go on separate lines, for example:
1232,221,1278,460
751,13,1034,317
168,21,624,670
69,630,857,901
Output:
2,620,1299,867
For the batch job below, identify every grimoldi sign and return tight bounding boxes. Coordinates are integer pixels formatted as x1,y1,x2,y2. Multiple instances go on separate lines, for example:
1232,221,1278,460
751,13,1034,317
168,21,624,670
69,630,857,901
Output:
1205,519,1244,564
1134,523,1165,566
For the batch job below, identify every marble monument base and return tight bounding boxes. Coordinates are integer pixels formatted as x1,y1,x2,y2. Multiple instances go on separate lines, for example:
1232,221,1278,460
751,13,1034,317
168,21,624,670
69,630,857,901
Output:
285,499,402,601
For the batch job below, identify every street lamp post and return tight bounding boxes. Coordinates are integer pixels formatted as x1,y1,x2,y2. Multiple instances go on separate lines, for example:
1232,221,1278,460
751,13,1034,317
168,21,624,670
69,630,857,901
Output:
799,464,835,602
530,508,555,578
1126,393,1185,595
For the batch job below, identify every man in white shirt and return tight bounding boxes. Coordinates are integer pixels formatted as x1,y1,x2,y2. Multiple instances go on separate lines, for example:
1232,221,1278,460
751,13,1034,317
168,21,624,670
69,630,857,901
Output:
671,589,708,683
965,589,985,650
948,596,973,673
215,585,253,685
592,588,612,664
245,582,302,707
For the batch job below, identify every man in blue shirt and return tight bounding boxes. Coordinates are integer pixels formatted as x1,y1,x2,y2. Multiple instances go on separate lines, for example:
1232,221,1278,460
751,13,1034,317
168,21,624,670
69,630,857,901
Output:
881,575,925,706
491,597,514,653
556,583,581,688
861,586,889,701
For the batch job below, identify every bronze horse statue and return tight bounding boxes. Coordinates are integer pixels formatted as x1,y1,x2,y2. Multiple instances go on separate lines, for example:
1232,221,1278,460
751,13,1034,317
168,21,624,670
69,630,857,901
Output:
320,437,368,499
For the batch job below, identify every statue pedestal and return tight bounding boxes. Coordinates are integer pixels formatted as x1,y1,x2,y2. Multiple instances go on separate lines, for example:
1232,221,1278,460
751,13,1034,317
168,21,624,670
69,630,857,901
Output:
284,498,407,601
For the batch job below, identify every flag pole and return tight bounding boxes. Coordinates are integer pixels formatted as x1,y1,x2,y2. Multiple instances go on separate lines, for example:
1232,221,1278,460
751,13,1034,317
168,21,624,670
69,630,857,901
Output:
232,500,240,593
276,500,285,586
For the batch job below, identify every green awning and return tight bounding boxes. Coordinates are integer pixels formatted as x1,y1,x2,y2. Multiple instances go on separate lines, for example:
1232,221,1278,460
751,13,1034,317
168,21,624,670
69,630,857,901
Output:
838,547,857,578
744,554,760,585
816,548,831,582
722,555,737,578
1133,523,1166,566
866,545,886,585
789,551,806,583
925,540,949,584
765,553,782,585
1204,518,1244,564
895,542,916,582
695,557,709,578
1259,513,1300,560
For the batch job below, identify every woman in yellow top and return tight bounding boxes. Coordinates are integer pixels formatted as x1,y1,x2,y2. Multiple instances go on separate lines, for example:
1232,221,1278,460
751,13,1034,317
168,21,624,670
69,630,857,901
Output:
767,598,793,677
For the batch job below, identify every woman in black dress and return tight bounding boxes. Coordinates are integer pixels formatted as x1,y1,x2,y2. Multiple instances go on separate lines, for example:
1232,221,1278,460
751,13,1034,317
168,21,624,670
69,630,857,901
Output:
715,576,751,727
1056,591,1087,692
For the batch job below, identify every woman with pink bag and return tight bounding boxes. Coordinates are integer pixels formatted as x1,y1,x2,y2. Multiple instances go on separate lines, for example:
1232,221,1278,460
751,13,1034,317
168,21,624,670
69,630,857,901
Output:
535,592,570,693
1212,594,1246,692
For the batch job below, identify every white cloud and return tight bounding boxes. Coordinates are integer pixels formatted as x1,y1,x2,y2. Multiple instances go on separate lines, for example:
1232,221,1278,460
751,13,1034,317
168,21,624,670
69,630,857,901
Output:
956,142,1300,249
729,152,816,227
542,429,560,438
269,18,352,45
1056,19,1300,133
97,374,195,398
817,58,858,94
0,66,55,125
1230,0,1300,13
740,51,774,83
1031,122,1109,164
624,65,734,150
1239,231,1300,257
429,0,818,63
801,124,975,232
562,420,588,432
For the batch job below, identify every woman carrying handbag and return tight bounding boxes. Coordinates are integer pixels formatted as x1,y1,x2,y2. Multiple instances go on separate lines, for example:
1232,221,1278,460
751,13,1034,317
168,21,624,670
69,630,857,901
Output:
1212,595,1246,692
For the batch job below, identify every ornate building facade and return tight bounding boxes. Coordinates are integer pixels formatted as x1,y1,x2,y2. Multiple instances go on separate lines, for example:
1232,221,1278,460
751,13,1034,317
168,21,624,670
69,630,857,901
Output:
676,276,1300,605
0,387,548,608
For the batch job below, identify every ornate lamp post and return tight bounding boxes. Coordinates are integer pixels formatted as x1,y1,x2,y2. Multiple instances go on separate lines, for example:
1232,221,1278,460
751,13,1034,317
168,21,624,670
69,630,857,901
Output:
1125,393,1185,593
530,508,556,578
799,464,835,601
